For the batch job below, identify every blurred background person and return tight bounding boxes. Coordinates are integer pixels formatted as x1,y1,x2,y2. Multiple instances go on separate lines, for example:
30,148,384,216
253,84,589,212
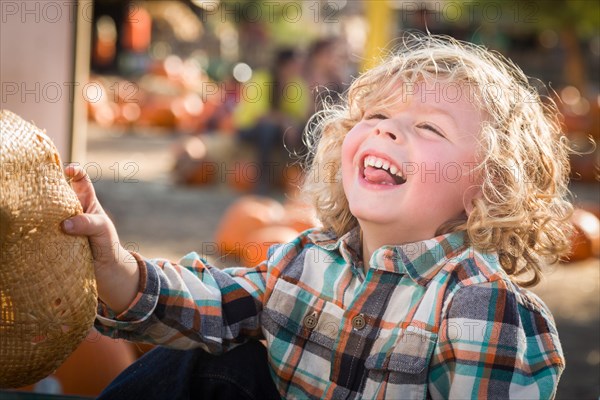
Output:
305,37,349,113
235,48,310,194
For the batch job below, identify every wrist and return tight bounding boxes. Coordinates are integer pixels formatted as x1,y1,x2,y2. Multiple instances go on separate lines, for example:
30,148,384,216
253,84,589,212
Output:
95,247,141,314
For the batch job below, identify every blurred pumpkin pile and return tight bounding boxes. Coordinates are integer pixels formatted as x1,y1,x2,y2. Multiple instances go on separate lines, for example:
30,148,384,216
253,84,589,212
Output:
553,85,599,183
171,134,303,193
86,55,232,135
553,86,600,264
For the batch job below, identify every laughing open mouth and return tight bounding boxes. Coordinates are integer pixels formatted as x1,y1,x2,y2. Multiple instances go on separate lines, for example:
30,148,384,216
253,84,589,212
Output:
362,155,407,186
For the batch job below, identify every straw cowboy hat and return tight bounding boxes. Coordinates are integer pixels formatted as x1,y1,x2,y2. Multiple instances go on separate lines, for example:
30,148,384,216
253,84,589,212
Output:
0,110,97,388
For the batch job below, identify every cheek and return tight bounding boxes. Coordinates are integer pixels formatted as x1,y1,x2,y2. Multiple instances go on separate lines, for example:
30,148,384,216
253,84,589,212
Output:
341,128,361,176
340,141,353,192
427,144,477,180
414,150,478,197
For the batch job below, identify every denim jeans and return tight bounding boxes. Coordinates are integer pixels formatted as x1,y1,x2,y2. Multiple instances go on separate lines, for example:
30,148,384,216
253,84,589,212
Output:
98,340,280,400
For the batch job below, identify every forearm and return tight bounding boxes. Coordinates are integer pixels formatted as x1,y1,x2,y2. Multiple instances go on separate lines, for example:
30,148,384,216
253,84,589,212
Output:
95,253,267,352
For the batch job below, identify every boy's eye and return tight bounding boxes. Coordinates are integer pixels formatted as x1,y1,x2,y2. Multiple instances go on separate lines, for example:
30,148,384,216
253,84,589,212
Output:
417,123,446,138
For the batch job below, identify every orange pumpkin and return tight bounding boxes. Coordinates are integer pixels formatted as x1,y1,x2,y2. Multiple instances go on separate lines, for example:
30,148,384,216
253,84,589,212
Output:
18,330,136,397
564,208,600,262
214,196,286,256
239,226,300,267
282,199,319,233
138,99,177,128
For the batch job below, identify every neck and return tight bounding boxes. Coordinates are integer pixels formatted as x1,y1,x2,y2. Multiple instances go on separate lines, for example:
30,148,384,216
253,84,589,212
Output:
359,222,397,272
358,221,434,271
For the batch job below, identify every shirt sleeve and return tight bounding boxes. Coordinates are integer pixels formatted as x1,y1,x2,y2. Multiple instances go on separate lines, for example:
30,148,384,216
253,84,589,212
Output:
94,251,268,354
428,279,565,399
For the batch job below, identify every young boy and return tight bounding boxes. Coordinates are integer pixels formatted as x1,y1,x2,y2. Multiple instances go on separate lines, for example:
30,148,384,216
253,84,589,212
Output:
63,35,572,399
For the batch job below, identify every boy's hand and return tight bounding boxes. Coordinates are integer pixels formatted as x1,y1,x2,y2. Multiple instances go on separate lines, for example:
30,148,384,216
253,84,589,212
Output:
62,164,120,272
62,164,140,314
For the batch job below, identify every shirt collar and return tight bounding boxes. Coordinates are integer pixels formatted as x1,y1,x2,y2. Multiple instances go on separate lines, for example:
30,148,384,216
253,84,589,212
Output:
307,227,362,266
308,227,467,287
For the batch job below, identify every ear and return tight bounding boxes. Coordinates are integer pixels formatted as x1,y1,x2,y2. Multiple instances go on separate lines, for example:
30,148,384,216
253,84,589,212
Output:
463,186,482,216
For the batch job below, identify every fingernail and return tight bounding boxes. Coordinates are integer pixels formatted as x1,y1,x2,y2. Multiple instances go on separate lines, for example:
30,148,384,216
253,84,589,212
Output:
62,219,73,232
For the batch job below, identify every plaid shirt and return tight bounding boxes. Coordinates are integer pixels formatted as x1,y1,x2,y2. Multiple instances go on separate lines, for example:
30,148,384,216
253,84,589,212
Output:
96,228,564,399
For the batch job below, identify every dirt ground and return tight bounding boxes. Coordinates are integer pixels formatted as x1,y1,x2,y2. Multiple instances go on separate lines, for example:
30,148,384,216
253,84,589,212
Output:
86,125,599,399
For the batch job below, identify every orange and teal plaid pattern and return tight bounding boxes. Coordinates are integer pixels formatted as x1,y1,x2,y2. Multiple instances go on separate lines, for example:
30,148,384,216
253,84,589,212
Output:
96,228,564,399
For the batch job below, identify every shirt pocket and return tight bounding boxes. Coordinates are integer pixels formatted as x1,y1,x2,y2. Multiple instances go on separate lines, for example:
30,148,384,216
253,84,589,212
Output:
363,329,438,399
262,278,344,380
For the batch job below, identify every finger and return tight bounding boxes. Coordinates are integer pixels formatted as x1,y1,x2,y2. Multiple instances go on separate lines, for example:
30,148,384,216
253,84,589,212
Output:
62,213,111,238
64,163,89,181
64,164,98,210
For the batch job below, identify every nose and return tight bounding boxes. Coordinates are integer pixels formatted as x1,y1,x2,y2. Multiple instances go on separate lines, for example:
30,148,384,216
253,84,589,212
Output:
373,119,401,142
376,128,397,141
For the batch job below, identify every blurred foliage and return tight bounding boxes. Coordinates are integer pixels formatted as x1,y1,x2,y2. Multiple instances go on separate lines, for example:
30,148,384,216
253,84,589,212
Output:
219,0,318,47
531,0,599,36
465,0,600,36
458,0,598,92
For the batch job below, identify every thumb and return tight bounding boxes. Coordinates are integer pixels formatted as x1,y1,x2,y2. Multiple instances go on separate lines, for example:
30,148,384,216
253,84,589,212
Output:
62,213,112,238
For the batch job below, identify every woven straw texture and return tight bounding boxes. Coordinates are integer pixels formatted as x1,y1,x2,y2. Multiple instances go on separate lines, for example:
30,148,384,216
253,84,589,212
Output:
0,110,97,388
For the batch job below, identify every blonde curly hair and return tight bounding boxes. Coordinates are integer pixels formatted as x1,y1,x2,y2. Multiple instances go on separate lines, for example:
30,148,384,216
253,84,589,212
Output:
301,34,573,287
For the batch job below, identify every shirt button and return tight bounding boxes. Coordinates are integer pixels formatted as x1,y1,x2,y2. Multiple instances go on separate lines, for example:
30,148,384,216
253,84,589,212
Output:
351,314,366,330
303,311,319,330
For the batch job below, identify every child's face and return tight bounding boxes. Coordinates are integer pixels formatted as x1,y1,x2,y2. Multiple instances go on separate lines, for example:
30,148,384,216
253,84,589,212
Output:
341,80,483,244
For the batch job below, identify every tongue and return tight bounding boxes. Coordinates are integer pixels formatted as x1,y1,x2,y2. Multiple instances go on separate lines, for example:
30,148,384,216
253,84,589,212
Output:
364,166,397,185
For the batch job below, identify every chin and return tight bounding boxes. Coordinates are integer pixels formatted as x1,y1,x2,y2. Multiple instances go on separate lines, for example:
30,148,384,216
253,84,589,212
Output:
350,204,390,224
351,207,397,226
